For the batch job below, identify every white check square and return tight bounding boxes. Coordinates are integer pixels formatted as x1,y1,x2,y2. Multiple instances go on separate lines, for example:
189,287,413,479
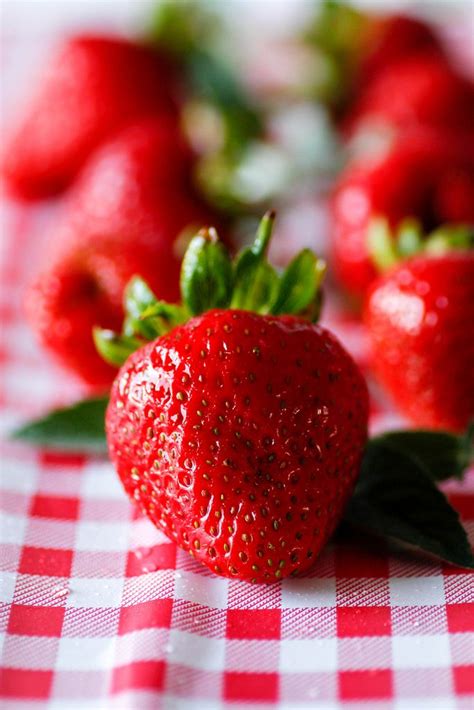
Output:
56,635,116,670
75,521,128,552
280,638,337,672
174,571,228,610
167,629,225,671
392,634,451,669
281,578,336,608
66,577,124,608
390,576,445,606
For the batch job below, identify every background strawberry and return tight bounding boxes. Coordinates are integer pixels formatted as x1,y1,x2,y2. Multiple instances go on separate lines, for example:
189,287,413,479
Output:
2,35,178,199
98,213,369,582
345,55,474,138
364,251,474,432
26,119,224,389
331,131,474,299
354,14,444,88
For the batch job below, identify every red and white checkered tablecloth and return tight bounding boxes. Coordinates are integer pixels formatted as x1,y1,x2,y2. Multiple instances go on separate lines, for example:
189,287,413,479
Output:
0,199,473,710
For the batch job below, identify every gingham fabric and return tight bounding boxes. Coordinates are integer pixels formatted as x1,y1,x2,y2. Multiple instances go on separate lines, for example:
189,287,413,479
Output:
1,198,473,710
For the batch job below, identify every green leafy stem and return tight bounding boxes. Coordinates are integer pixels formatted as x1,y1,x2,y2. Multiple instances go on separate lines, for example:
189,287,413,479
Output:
94,211,327,367
367,217,474,272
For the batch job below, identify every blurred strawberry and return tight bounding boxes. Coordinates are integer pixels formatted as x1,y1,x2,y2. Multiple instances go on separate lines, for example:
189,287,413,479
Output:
331,131,474,299
365,251,474,432
26,119,225,389
355,14,444,88
345,55,474,137
2,36,179,200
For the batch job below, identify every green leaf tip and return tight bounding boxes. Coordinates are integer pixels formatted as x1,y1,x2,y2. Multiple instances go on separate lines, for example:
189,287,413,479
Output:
94,211,326,368
93,328,141,367
368,217,474,272
11,397,108,453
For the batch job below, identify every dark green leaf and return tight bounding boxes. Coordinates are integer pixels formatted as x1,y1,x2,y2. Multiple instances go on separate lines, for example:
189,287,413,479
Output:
93,329,141,367
374,428,473,482
345,440,474,569
180,228,234,315
271,250,326,318
11,398,108,453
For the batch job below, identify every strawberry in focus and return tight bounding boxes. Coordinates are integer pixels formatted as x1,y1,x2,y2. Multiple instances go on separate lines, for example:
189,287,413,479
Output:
365,250,474,432
331,131,474,300
99,213,369,582
2,36,178,199
26,119,224,390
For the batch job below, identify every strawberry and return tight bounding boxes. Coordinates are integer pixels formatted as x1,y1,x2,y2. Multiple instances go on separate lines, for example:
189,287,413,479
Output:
365,250,474,432
331,131,474,299
96,213,369,582
354,14,444,88
26,119,223,389
345,55,474,138
2,35,178,199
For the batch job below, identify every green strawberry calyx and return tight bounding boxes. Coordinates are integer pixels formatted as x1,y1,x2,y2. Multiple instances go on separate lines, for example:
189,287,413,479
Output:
367,217,474,272
94,211,326,367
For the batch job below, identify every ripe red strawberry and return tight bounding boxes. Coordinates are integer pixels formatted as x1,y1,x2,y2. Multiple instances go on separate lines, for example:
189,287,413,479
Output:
365,251,474,432
355,14,444,88
2,35,178,199
345,55,474,138
331,131,474,299
99,213,369,582
26,119,223,389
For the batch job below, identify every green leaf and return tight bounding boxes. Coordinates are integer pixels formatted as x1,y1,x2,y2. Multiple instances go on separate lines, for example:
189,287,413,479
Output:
93,329,142,367
425,224,474,254
180,227,234,315
231,211,279,312
11,398,108,453
124,277,161,339
271,249,326,318
345,440,474,569
366,217,399,271
373,428,473,482
396,218,423,258
139,301,189,334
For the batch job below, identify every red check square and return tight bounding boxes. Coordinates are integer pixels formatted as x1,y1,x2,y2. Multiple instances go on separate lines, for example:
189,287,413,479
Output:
30,495,79,520
447,604,474,633
118,599,173,634
337,607,391,637
19,547,73,577
111,661,165,693
453,666,474,695
224,672,278,702
39,452,85,467
339,670,393,700
0,669,53,699
227,609,281,640
7,604,65,637
125,544,177,577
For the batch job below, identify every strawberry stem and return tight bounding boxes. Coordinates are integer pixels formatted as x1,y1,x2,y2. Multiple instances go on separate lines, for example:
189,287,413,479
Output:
367,217,473,272
94,211,326,367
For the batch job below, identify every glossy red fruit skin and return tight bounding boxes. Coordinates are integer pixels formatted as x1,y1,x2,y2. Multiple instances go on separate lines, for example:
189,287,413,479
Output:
345,55,474,138
331,132,474,299
356,14,444,88
364,252,474,432
106,309,369,583
26,120,222,389
2,36,178,199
